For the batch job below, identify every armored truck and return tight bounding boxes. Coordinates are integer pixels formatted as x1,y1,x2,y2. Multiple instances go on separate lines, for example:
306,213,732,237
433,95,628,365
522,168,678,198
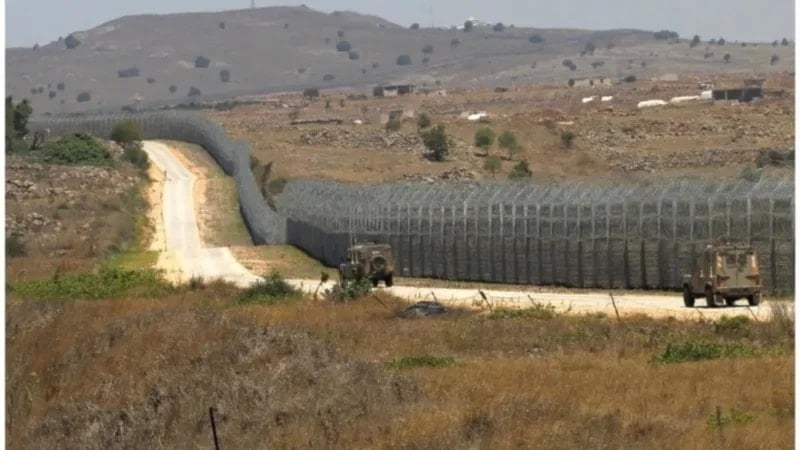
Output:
682,241,762,308
338,243,395,287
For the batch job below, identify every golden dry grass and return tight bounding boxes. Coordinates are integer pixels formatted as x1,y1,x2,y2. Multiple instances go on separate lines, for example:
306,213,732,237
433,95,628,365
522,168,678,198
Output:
7,288,793,449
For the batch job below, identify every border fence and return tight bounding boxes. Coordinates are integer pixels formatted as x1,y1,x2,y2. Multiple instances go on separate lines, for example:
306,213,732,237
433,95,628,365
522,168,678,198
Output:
31,112,795,294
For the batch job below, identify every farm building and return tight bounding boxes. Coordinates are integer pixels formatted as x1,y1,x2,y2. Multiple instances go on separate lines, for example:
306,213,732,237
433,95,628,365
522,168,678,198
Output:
373,84,415,97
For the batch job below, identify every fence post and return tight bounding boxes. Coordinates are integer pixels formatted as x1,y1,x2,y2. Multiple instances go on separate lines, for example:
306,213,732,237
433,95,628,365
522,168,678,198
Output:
499,203,505,283
769,198,776,293
464,201,470,280
708,197,714,240
475,203,481,281
726,196,732,237
487,202,493,281
440,205,447,278
564,204,569,286
512,203,519,284
451,206,457,280
577,204,584,288
524,204,530,284
406,203,413,276
622,201,629,288
591,203,597,287
673,198,679,289
606,202,612,288
536,203,542,283
640,202,646,288
746,195,752,245
427,206,434,277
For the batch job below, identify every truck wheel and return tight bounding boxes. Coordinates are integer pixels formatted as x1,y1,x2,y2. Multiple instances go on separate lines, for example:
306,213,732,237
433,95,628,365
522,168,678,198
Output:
371,278,379,288
683,286,695,307
705,287,722,308
725,297,737,307
747,292,762,306
385,274,394,287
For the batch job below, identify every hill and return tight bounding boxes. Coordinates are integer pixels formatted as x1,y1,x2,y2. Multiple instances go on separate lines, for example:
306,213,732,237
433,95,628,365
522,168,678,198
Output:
6,5,795,115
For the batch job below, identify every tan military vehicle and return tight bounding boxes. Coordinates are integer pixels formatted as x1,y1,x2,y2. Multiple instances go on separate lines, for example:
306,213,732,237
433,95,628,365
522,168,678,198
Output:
338,242,395,287
682,240,762,308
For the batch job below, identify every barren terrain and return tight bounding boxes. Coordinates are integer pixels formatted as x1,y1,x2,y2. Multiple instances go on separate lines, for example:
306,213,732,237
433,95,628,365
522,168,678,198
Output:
210,72,794,184
6,6,795,114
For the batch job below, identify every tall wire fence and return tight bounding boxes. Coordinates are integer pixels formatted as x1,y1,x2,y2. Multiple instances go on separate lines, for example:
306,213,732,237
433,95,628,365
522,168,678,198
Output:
277,179,795,294
31,112,795,293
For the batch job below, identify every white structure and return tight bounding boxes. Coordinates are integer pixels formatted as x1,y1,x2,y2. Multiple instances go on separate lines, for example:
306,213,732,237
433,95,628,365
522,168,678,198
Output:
466,111,489,121
601,96,613,102
582,96,596,104
699,90,713,100
637,99,667,108
669,95,700,104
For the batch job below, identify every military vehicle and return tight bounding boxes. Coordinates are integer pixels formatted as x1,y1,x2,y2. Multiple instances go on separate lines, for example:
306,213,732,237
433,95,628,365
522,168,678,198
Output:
682,240,762,308
338,242,395,287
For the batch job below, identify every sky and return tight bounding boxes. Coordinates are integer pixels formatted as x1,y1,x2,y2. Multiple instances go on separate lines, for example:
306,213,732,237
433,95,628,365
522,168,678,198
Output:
5,0,796,48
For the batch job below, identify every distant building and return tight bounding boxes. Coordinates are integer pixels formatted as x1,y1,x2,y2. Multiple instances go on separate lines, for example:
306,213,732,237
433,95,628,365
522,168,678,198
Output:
373,84,415,97
712,87,763,102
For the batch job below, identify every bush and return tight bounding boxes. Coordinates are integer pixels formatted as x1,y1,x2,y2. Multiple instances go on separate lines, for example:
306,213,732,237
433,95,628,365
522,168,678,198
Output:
323,73,335,82
57,82,65,91
117,67,140,78
568,78,575,87
10,267,172,300
723,53,731,63
337,30,345,38
110,120,143,144
493,22,505,32
43,133,112,165
562,59,576,71
591,61,604,68
622,74,637,83
323,278,373,303
718,37,726,45
385,119,402,131
583,41,596,55
490,303,557,319
238,270,300,305
49,91,56,99
690,35,701,47
146,77,156,84
187,86,202,98
219,21,225,30
336,40,351,52
348,51,360,60
122,141,150,170
268,177,288,195
416,113,431,129
498,130,521,158
396,54,412,66
560,130,576,148
421,124,449,161
463,20,473,32
771,54,780,65
6,234,25,258
528,33,544,44
169,85,177,94
303,88,320,99
76,92,91,103
653,30,679,40
194,56,211,68
740,167,762,182
474,127,495,150
64,34,81,49
781,37,789,46
388,355,454,369
483,156,501,177
410,23,419,30
508,160,532,179
654,341,759,363
422,57,429,64
707,408,757,429
450,38,460,48
714,315,751,336
372,61,379,69
422,44,434,54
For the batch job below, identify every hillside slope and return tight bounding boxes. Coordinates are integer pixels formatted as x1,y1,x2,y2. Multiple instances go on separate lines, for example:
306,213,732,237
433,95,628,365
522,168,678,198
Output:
7,5,795,114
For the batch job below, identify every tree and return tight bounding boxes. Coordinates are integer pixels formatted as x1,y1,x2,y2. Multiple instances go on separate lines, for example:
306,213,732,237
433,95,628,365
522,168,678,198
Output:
188,86,202,98
336,40,351,52
771,54,780,65
568,78,575,87
772,40,779,47
560,130,575,149
410,23,420,30
422,44,434,54
474,127,495,152
194,56,211,68
64,34,81,49
421,124,449,161
498,130,521,159
76,92,91,103
417,113,431,129
219,69,231,82
583,41,596,55
508,160,532,179
396,54,412,66
483,156,501,178
463,20,473,32
450,38,460,48
690,35,700,48
623,75,637,83
219,21,225,30
781,37,790,46
110,120,144,144
653,30,679,40
493,22,505,32
718,37,726,45
723,53,731,63
303,88,320,100
528,33,544,44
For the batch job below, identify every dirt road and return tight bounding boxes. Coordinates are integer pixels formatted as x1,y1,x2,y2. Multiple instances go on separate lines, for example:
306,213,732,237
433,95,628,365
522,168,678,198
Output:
142,140,783,320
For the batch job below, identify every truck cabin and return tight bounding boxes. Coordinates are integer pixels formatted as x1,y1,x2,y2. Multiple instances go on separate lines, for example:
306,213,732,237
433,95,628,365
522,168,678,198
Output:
702,245,758,278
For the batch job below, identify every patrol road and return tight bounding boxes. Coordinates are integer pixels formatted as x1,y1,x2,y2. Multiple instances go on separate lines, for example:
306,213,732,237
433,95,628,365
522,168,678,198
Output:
142,140,782,321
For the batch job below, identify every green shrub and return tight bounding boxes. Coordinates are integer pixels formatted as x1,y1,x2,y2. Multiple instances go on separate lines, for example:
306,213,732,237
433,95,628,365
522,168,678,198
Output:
110,120,143,144
707,408,757,429
474,127,495,150
76,92,91,103
336,40,351,52
498,130,521,158
194,56,211,68
43,133,112,165
483,156,501,177
740,167,762,182
417,113,431,129
303,88,320,100
490,303,558,319
560,130,576,148
64,34,81,49
421,124,449,161
122,142,150,170
385,119,402,131
10,267,172,300
622,75,637,83
654,341,759,364
653,30,679,40
714,315,751,336
324,278,373,303
6,234,25,258
388,355,455,369
508,160,533,179
239,270,300,305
